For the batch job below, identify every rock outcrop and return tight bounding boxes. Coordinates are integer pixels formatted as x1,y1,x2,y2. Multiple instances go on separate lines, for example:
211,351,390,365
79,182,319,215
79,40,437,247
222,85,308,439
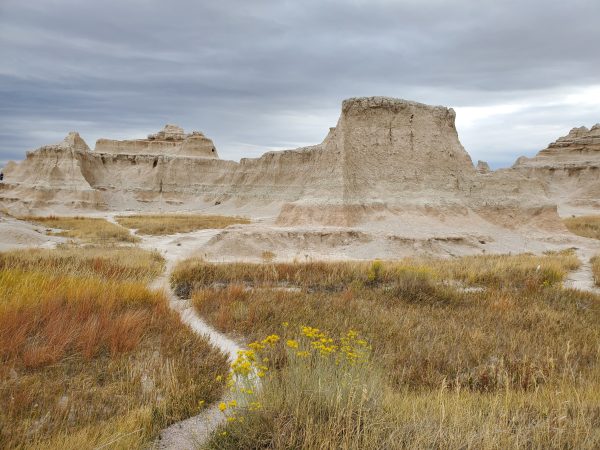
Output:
512,125,600,214
476,160,491,174
95,125,219,158
532,125,600,159
0,132,105,210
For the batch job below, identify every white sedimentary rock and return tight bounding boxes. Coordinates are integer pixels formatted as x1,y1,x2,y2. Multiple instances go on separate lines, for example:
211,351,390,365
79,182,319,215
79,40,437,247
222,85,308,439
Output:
95,125,219,158
2,96,597,257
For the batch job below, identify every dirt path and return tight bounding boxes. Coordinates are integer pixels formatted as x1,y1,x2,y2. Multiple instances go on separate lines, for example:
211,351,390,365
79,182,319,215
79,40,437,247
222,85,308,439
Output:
564,248,600,294
129,229,242,449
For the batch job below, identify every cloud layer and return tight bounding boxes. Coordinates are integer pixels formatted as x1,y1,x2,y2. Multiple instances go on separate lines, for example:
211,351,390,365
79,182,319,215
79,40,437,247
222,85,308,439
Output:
1,0,599,167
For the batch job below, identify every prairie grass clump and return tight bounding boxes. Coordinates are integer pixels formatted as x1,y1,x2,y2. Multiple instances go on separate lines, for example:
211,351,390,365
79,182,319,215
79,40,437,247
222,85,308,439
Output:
0,247,228,449
21,216,138,244
564,215,600,240
115,214,250,235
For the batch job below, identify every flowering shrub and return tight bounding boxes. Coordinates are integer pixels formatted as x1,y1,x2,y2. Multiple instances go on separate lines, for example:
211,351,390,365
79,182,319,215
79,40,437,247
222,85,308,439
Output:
216,325,372,425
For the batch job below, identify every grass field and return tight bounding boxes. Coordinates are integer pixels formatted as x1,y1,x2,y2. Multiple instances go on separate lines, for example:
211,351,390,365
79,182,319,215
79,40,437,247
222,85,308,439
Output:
0,246,229,449
168,252,600,448
21,216,138,244
564,215,600,240
0,246,164,282
171,251,579,297
115,214,250,235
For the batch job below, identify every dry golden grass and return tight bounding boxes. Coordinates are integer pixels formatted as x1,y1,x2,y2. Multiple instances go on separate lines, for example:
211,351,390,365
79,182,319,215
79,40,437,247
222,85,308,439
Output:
169,252,600,448
208,324,600,449
21,216,138,244
564,215,600,240
0,245,164,282
592,256,600,286
172,250,579,297
0,247,228,449
193,278,597,391
115,214,250,235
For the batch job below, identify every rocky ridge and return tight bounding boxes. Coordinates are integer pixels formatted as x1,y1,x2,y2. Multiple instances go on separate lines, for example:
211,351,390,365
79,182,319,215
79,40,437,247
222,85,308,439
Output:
95,124,219,158
511,124,600,214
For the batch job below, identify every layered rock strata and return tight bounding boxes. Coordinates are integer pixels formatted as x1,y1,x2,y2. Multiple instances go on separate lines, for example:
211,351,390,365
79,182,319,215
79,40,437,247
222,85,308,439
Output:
512,125,600,214
95,124,219,158
0,97,580,235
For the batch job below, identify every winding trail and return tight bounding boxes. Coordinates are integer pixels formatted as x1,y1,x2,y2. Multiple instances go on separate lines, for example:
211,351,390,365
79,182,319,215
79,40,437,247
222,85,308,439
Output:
564,248,600,294
131,229,241,449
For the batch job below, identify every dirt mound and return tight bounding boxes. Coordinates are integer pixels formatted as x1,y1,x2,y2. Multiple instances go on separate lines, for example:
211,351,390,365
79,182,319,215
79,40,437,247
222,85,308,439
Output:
197,227,489,261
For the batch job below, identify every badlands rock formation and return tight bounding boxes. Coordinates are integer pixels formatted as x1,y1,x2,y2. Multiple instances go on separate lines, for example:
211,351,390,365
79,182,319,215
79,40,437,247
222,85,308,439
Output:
476,160,491,174
1,96,596,258
512,125,600,215
0,132,105,210
96,124,219,158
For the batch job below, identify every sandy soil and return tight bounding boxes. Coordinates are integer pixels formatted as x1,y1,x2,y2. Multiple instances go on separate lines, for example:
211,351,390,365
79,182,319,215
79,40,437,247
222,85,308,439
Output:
0,215,64,251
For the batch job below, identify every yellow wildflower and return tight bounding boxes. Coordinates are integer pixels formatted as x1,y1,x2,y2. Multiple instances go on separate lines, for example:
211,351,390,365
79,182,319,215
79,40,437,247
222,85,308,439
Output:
249,401,262,411
219,402,227,412
286,339,299,349
301,326,322,339
249,341,265,351
261,334,280,346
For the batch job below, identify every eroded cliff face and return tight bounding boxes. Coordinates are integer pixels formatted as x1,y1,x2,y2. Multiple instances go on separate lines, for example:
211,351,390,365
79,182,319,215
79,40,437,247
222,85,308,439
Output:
1,133,106,211
0,97,586,230
511,125,600,214
337,97,476,202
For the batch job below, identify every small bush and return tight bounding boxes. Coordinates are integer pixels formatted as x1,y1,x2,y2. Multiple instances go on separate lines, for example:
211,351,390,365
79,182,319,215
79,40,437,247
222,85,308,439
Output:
207,327,389,449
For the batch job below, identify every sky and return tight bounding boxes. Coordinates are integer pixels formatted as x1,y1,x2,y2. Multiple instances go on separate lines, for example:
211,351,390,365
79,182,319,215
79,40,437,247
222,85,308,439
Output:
1,0,599,168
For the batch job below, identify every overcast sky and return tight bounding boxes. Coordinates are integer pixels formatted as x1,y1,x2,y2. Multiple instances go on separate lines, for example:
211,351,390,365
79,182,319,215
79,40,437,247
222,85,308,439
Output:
1,0,599,168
